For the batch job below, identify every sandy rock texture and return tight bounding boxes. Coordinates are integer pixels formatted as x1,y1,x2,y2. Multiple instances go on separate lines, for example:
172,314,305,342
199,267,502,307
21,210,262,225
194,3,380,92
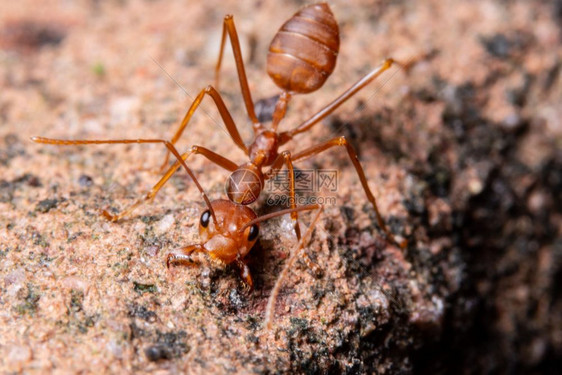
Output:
1,0,561,373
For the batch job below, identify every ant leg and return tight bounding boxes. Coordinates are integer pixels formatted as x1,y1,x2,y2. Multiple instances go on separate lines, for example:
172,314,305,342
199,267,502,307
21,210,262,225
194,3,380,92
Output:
31,137,231,223
103,145,237,221
161,85,248,170
291,136,407,249
167,245,203,268
235,259,254,292
159,144,238,178
264,205,324,332
282,52,433,142
168,249,254,291
215,15,259,125
279,58,401,143
265,151,301,239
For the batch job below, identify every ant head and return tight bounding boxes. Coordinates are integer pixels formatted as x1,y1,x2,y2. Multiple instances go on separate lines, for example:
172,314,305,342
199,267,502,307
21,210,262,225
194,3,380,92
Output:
226,163,264,205
197,199,259,264
168,202,318,270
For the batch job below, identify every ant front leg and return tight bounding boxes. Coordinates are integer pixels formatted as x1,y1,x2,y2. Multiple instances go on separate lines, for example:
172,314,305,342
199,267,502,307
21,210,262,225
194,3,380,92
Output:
292,136,407,249
265,151,301,240
161,85,248,170
31,137,233,222
235,259,254,292
215,15,260,126
166,245,203,268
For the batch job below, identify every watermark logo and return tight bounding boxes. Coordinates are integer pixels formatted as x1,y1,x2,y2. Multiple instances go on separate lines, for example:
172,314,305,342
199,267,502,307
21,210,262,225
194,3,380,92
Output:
265,194,337,206
225,168,339,206
265,169,338,206
266,169,338,193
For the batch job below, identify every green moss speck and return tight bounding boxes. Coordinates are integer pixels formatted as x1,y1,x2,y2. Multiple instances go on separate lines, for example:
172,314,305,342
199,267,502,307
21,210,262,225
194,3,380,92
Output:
15,283,40,316
91,62,106,77
134,281,158,294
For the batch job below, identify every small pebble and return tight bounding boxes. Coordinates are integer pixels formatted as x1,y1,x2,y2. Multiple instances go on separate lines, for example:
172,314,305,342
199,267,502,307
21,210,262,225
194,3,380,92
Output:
155,214,175,235
145,344,171,362
78,174,93,187
7,344,32,370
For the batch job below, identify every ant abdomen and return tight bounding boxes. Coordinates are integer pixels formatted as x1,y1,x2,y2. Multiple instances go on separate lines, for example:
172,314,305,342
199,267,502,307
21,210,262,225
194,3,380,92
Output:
267,3,340,94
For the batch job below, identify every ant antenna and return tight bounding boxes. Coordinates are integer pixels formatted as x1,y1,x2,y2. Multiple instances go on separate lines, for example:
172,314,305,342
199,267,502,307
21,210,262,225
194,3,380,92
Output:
263,204,324,331
30,136,218,225
165,143,218,224
238,204,319,233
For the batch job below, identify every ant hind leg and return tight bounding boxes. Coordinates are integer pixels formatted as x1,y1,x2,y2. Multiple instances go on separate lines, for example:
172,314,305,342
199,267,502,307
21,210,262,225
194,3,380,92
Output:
215,15,259,125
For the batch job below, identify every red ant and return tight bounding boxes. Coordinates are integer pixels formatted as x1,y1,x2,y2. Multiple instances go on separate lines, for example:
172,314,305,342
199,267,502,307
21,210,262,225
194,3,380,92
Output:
42,3,411,246
32,3,414,285
157,2,414,247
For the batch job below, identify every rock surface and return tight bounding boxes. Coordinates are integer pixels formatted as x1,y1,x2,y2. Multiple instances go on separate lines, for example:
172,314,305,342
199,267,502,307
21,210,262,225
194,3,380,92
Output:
1,0,561,373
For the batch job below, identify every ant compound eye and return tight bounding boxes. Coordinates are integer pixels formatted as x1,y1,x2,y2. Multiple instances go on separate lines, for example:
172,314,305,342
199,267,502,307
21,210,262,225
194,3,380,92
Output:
200,210,211,228
248,224,259,242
